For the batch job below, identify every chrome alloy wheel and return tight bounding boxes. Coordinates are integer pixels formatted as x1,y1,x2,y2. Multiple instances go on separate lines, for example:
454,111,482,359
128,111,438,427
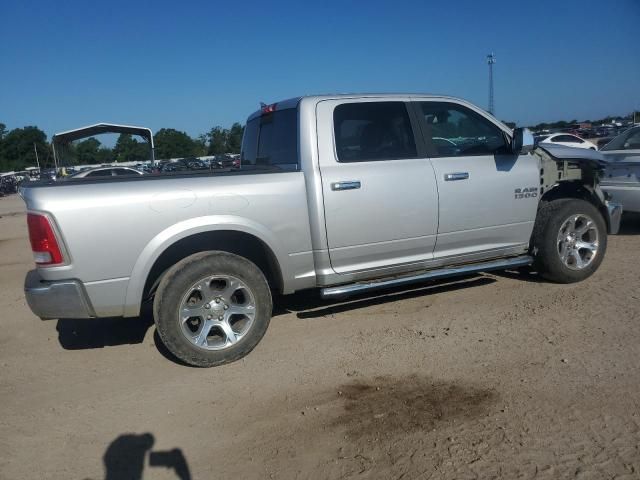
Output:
178,275,256,350
557,214,599,271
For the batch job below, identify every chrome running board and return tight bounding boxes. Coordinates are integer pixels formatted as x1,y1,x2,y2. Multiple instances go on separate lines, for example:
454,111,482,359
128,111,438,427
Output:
320,255,533,300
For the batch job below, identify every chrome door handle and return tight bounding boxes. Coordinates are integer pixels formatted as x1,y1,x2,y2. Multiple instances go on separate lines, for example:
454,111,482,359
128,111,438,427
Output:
331,180,361,191
444,172,469,181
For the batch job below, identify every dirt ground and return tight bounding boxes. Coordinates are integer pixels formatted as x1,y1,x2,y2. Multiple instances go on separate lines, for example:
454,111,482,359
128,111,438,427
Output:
2,193,640,480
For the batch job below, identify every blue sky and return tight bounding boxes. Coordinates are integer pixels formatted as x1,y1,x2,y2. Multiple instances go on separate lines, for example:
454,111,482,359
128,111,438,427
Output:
1,0,638,139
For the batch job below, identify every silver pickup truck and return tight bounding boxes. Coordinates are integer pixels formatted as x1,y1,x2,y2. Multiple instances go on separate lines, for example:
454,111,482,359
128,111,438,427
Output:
22,94,622,367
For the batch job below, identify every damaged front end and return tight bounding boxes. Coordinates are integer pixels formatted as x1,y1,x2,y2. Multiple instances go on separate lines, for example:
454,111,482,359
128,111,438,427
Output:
535,144,623,234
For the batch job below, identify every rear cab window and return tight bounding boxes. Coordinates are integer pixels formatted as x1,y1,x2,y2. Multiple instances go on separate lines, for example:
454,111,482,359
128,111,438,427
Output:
240,107,299,171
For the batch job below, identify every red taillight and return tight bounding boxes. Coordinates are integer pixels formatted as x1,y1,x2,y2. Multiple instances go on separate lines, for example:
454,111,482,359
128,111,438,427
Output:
261,103,277,114
27,213,64,265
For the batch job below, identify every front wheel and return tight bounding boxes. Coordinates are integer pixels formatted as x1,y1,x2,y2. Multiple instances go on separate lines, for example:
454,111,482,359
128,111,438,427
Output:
153,251,273,367
530,198,607,283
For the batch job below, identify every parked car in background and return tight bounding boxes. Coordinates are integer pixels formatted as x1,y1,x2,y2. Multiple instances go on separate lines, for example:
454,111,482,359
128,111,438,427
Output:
184,159,209,170
576,128,594,138
596,136,616,149
65,166,144,179
601,126,640,155
212,154,240,169
539,133,598,150
160,162,189,173
40,169,57,181
134,163,154,173
600,126,640,213
0,173,19,195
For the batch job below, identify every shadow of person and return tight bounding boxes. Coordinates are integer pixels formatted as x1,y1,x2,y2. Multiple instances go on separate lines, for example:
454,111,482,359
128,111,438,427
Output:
103,433,191,480
104,433,154,480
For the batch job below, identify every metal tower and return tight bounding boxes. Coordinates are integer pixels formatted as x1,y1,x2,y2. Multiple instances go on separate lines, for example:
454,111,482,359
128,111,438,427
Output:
486,53,496,114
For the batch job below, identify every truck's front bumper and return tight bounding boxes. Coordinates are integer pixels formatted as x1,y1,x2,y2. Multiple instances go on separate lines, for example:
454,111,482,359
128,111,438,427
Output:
606,201,623,235
24,270,95,319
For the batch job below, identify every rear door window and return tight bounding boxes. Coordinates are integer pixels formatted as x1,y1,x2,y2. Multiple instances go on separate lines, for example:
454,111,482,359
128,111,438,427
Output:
333,102,417,162
552,135,580,143
240,108,299,171
86,170,114,177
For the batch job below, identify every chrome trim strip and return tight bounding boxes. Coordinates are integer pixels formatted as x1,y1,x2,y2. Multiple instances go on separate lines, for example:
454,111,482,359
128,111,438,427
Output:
320,255,533,299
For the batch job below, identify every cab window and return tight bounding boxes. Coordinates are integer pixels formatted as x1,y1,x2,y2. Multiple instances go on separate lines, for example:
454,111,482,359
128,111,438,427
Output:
417,102,508,157
333,102,417,162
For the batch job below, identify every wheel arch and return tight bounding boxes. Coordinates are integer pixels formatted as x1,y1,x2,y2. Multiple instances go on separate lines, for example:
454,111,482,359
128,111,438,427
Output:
539,181,610,230
123,218,285,318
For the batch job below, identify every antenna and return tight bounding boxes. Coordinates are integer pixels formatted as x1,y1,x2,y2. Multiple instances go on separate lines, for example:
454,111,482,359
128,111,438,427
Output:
33,143,41,171
486,53,496,115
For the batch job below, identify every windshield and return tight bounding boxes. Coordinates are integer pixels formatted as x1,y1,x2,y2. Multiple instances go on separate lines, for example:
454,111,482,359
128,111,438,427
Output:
240,108,299,171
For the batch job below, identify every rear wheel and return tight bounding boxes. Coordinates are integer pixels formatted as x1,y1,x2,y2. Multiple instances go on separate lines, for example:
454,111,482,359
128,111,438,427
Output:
530,198,607,283
153,251,272,367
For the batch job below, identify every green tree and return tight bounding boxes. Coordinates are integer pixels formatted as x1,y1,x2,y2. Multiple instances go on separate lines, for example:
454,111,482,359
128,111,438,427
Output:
95,148,114,164
74,137,102,165
226,123,244,153
205,124,244,155
207,126,228,155
113,134,149,163
194,134,208,157
0,126,48,171
154,128,198,160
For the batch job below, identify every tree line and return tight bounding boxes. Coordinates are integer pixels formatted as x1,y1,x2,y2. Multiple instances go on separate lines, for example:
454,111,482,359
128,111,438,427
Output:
2,110,638,172
0,122,244,172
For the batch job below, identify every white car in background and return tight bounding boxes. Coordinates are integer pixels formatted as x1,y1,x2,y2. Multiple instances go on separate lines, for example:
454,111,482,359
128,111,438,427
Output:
65,166,144,179
538,133,598,150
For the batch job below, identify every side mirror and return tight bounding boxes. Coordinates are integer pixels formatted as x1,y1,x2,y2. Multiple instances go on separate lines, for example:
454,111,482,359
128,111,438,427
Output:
511,127,535,154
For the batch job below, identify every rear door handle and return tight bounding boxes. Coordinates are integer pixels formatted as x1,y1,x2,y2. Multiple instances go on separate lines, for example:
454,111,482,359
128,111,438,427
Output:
331,180,361,191
444,172,469,181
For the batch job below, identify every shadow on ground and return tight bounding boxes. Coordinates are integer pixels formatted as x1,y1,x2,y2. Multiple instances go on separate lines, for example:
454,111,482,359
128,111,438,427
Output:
275,275,496,319
618,212,640,235
56,275,498,362
490,266,545,283
56,303,192,365
101,433,191,480
56,304,154,350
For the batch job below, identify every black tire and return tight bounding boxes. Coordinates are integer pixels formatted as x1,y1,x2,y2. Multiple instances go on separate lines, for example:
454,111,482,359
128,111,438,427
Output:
530,198,607,283
153,251,272,367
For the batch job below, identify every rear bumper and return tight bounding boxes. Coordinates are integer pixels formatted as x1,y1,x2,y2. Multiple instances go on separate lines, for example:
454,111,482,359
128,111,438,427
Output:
605,201,623,235
24,270,95,319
